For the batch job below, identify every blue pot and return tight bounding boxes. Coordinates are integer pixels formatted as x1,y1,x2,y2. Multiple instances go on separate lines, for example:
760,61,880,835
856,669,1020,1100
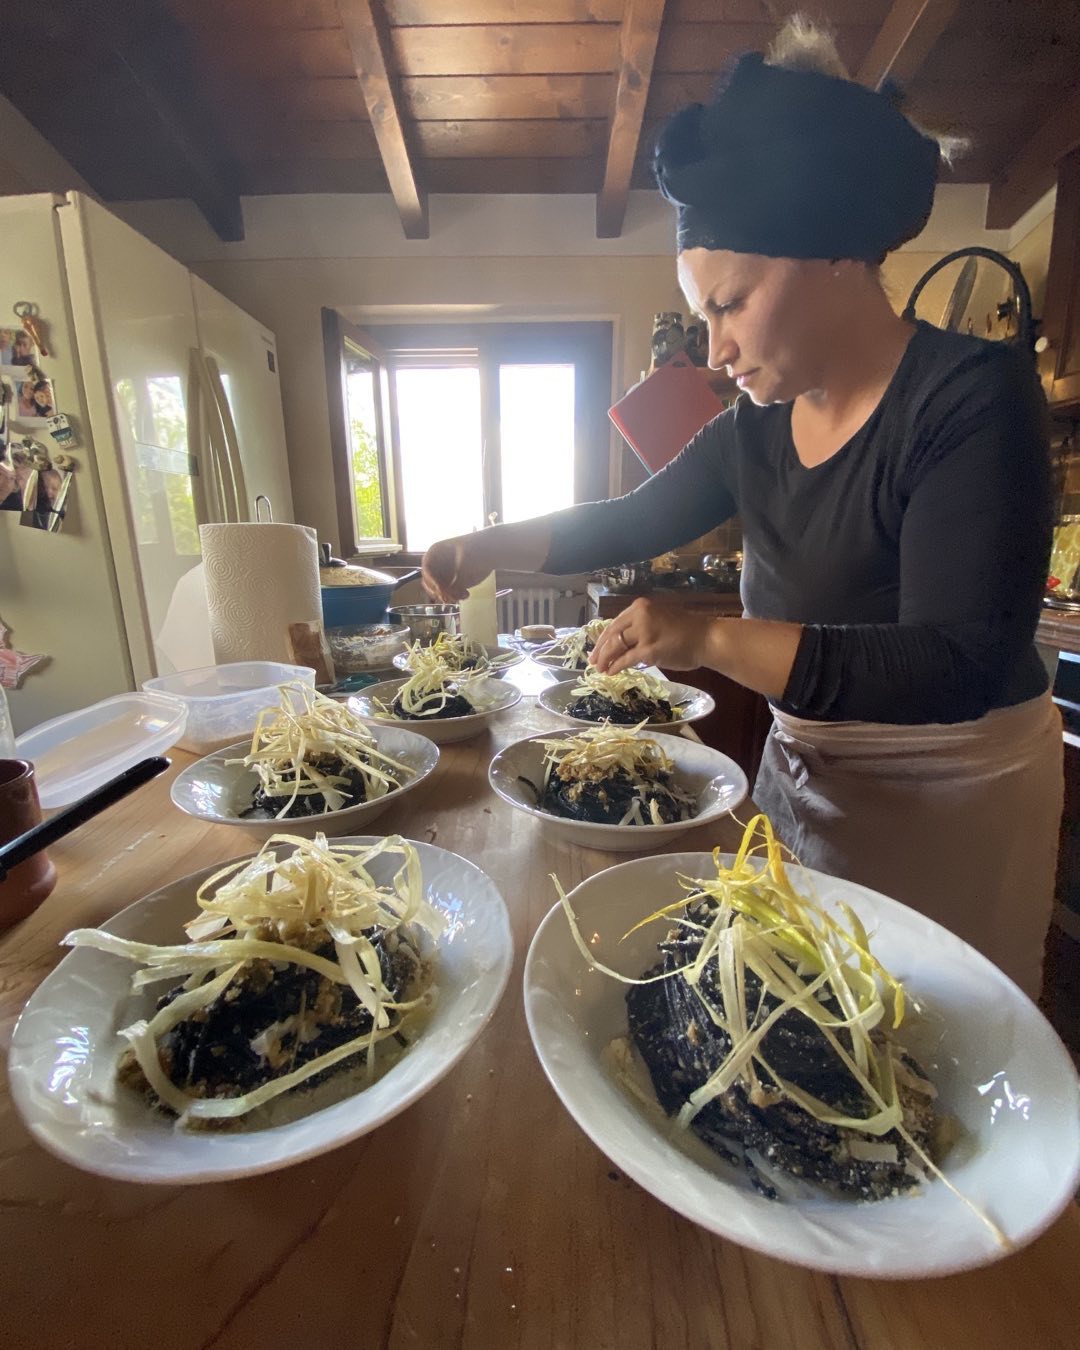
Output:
320,568,421,628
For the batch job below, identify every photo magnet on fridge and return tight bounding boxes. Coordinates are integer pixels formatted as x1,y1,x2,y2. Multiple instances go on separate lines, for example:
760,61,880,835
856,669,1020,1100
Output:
46,413,78,449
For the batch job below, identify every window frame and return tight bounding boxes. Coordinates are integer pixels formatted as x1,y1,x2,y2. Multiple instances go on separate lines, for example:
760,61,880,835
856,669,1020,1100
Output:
322,307,398,555
324,315,613,558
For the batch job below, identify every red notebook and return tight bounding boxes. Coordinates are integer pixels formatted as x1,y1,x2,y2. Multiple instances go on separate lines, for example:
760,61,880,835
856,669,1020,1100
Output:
608,355,727,476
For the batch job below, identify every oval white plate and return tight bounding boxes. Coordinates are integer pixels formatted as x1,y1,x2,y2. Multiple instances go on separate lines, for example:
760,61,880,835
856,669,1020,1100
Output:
524,851,1080,1278
393,643,524,678
346,676,522,745
9,838,512,1184
170,723,439,839
488,729,747,852
537,677,716,731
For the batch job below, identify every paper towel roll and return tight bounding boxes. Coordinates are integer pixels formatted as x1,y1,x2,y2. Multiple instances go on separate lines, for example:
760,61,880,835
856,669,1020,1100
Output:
200,521,322,664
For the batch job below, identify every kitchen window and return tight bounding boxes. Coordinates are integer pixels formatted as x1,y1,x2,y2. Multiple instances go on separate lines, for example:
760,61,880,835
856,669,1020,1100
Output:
323,313,613,556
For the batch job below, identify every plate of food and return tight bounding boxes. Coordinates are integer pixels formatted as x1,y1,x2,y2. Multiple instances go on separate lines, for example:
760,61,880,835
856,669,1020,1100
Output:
532,619,616,675
170,682,439,838
392,632,523,679
348,665,522,745
8,832,512,1183
538,668,715,730
523,814,1080,1277
487,723,747,852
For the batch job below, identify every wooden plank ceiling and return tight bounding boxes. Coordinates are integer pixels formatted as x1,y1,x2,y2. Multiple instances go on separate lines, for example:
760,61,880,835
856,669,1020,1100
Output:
2,1,1078,240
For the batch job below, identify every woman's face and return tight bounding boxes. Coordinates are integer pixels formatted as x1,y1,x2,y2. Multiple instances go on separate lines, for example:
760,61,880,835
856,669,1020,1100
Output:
677,249,840,405
13,331,32,357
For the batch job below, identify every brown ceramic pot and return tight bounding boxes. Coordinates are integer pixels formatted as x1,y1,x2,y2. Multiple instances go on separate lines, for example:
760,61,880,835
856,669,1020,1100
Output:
0,758,57,929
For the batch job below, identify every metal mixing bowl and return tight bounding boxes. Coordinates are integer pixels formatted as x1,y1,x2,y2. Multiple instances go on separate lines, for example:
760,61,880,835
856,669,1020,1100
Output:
386,603,460,645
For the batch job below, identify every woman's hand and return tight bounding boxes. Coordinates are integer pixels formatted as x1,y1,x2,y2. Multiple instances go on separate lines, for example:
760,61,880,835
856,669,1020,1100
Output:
421,534,493,603
589,598,713,675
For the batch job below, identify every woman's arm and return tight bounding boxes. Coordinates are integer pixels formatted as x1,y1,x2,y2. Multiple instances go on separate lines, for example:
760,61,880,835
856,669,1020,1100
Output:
422,411,738,601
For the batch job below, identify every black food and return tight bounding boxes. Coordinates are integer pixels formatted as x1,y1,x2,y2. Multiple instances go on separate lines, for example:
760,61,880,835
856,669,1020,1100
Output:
566,690,675,724
118,923,424,1116
391,691,474,720
626,901,934,1200
242,754,370,818
541,765,691,825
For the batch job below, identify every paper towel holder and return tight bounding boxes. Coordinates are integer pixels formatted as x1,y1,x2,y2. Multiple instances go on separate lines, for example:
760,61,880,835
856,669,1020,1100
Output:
254,494,274,522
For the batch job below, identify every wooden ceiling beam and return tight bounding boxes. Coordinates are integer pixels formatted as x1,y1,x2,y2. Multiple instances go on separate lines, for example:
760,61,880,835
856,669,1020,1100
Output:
856,0,961,90
597,0,666,238
337,0,428,238
986,84,1080,230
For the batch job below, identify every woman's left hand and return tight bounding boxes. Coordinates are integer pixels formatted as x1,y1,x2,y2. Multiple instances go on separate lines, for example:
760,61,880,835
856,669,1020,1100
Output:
589,598,712,675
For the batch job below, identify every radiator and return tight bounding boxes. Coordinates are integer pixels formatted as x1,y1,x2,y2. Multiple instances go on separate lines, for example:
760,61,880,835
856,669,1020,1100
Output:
499,586,560,633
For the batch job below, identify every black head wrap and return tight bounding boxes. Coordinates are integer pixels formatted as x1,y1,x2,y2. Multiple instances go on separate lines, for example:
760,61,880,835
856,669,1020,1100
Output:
654,52,940,261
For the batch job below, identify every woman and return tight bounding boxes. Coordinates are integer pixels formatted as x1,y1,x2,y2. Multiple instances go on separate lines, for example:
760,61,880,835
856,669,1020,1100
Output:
421,24,1061,998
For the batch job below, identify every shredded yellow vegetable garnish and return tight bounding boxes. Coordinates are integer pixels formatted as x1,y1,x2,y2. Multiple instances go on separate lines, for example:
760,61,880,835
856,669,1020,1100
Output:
551,813,1010,1247
543,618,610,668
64,833,445,1125
401,632,513,676
381,651,490,719
232,681,410,817
537,721,672,788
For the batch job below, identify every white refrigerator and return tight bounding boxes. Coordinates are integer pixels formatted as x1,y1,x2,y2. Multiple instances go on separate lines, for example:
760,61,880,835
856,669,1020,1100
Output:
0,192,294,735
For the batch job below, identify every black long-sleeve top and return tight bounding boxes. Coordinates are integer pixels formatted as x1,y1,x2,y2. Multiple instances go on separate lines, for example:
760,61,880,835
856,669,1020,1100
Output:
543,321,1054,724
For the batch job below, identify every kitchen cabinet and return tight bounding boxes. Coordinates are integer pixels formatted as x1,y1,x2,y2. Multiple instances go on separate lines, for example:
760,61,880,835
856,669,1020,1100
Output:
1040,146,1080,408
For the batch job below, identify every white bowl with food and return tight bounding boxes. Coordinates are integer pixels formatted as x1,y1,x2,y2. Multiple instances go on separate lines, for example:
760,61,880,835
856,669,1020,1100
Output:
487,723,747,852
392,632,524,679
171,683,439,838
347,674,522,745
531,619,613,676
9,834,512,1183
523,819,1080,1277
538,668,716,730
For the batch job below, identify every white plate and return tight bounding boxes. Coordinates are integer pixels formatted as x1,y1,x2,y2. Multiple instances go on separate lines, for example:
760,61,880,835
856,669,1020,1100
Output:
346,676,522,745
487,729,747,852
392,643,524,678
524,851,1080,1278
537,677,716,731
9,837,512,1184
170,723,439,839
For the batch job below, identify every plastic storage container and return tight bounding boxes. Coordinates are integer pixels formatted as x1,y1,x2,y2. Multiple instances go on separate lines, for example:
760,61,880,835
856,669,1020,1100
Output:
14,692,188,809
142,662,316,754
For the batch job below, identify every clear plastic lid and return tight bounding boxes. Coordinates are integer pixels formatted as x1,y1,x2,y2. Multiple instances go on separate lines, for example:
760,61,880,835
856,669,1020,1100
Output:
15,692,188,809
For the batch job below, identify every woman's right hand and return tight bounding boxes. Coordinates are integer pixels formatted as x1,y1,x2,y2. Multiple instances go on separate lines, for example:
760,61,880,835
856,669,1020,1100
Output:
421,534,491,602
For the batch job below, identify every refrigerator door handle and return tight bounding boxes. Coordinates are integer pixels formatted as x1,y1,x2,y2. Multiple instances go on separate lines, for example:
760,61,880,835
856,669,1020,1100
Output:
191,348,239,523
204,354,250,522
187,346,221,524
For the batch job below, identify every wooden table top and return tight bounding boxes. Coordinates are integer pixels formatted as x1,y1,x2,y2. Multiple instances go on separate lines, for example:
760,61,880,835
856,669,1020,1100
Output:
1,687,1078,1350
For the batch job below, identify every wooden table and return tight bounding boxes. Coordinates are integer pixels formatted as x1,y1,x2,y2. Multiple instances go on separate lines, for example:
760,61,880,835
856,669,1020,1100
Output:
1,692,1078,1350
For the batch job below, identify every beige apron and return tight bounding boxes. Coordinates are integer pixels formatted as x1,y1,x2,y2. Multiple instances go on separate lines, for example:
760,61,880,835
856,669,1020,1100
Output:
753,692,1064,1000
